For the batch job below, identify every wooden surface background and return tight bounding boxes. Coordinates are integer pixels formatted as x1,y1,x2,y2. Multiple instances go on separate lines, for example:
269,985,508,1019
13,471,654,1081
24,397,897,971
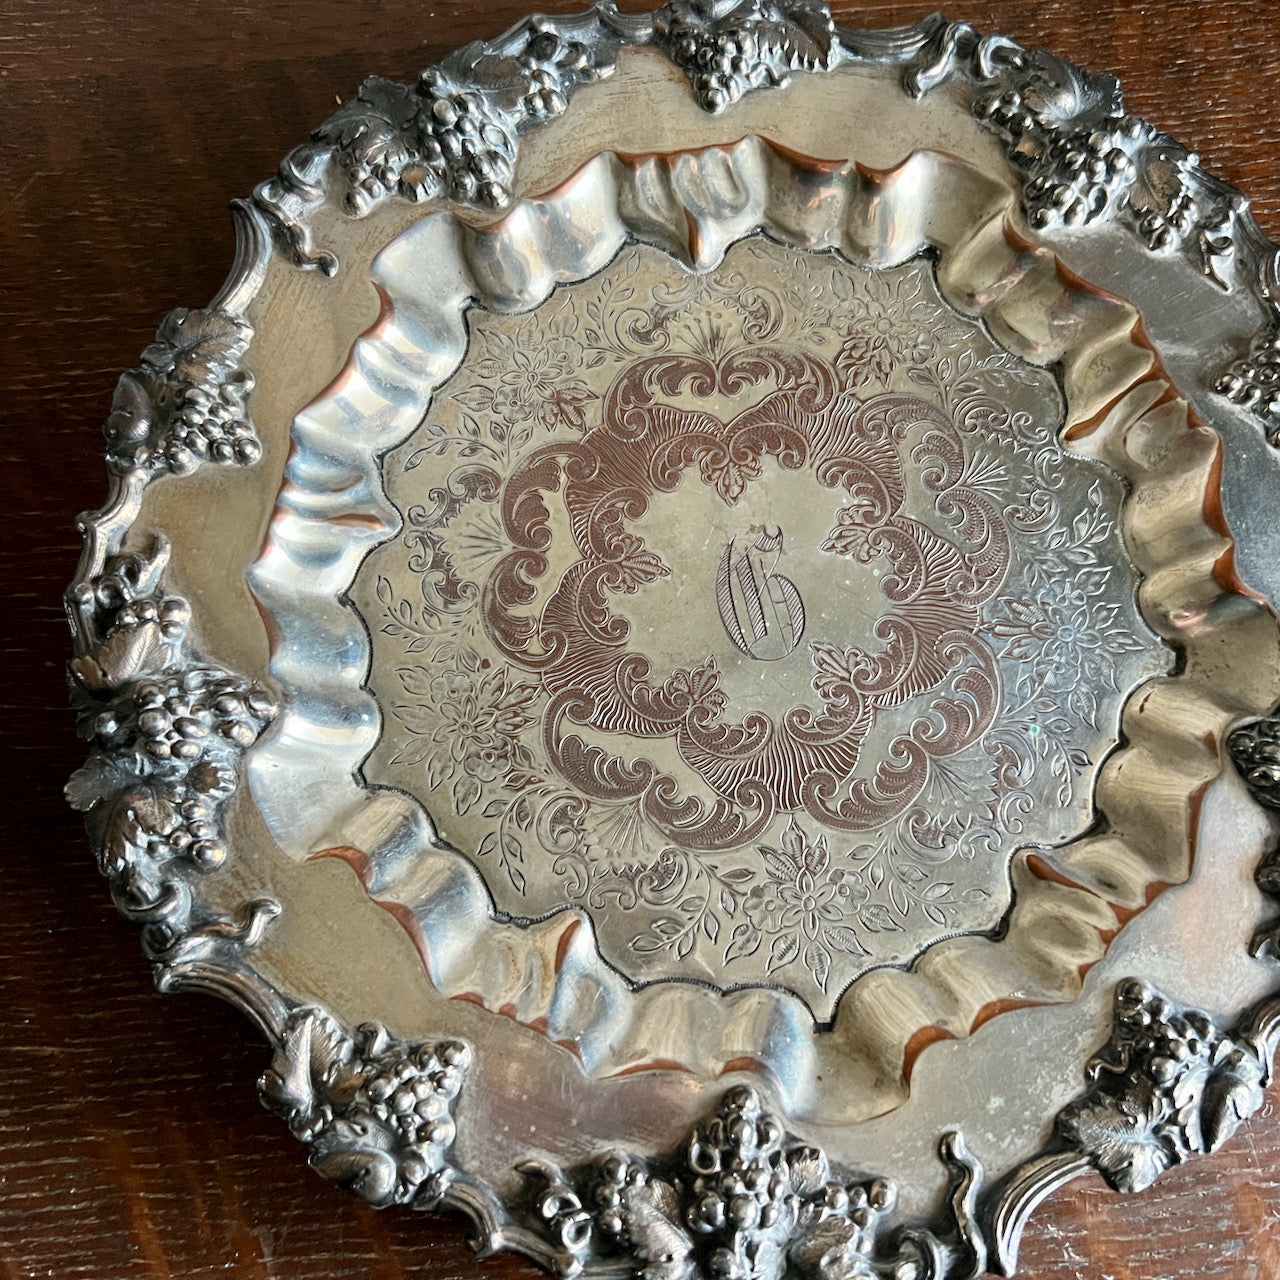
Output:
3,2,1280,1276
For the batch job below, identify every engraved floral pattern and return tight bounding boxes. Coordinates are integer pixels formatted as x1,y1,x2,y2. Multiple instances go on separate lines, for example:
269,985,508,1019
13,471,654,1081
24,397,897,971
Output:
388,645,539,817
728,823,870,993
451,319,598,434
990,579,1148,729
362,238,1166,1014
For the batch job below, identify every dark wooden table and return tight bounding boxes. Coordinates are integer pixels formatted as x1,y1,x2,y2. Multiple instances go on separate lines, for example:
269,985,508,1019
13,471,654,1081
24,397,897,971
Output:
4,2,1280,1276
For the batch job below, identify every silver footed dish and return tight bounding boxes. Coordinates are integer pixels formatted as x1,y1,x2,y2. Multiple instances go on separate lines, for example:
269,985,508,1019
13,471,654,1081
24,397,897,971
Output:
67,5,1280,1277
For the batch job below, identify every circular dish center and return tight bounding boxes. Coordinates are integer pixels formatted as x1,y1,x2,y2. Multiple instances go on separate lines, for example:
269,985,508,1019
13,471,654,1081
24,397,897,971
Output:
358,236,1167,1017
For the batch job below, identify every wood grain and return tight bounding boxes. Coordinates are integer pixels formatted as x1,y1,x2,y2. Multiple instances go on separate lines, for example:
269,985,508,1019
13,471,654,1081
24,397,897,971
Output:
2,2,1279,1277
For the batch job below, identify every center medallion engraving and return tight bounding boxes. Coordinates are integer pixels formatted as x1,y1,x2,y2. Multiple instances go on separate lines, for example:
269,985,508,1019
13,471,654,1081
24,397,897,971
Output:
357,237,1169,1017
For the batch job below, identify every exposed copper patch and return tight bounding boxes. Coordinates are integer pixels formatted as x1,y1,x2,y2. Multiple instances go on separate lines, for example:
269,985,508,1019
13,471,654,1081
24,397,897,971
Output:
764,136,847,176
719,1056,771,1078
375,899,435,984
1108,877,1179,931
326,512,391,532
250,283,398,661
1025,852,1088,892
1052,253,1129,308
301,284,396,412
451,994,583,1064
685,205,702,265
250,587,285,661
969,998,1046,1036
309,844,374,886
902,1026,956,1085
555,1038,586,1066
554,918,582,974
1062,376,1165,444
1201,439,1268,604
608,1058,695,1078
1029,850,1180,942
1002,220,1040,256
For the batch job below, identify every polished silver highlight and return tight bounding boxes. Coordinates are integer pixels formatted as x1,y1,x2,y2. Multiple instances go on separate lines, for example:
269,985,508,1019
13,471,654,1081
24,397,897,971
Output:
66,5,1280,1279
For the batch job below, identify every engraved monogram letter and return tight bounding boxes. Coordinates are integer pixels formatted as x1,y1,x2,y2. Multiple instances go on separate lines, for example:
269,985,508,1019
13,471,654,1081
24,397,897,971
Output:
715,529,806,662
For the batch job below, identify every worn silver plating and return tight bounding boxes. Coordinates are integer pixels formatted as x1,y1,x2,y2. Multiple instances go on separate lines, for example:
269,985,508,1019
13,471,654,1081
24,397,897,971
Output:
68,5,1280,1278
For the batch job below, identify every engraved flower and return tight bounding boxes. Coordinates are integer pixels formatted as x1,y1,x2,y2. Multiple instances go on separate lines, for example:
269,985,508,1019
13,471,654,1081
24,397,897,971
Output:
458,319,597,434
830,268,961,389
391,650,539,814
989,583,1147,728
727,821,869,992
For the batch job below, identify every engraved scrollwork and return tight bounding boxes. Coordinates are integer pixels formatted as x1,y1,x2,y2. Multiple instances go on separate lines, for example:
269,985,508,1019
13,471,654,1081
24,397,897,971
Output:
66,538,278,955
523,1085,987,1280
103,306,261,477
258,1008,471,1211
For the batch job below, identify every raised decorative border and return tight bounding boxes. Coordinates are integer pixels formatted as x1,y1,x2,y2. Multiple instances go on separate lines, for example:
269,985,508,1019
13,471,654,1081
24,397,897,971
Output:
67,4,1280,1278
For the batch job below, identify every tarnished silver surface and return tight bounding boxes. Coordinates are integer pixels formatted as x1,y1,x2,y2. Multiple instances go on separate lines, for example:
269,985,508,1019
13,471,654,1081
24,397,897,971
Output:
66,6,1280,1278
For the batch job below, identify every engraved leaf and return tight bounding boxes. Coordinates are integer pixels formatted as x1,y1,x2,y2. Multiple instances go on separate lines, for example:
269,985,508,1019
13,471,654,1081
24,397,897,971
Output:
768,931,800,974
452,774,482,815
389,739,433,768
804,941,831,991
724,922,762,965
857,903,902,934
632,917,684,953
825,926,869,957
397,666,433,696
453,385,498,412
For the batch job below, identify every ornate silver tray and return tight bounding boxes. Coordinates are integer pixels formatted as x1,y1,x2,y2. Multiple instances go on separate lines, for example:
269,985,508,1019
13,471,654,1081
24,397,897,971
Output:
67,6,1280,1277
